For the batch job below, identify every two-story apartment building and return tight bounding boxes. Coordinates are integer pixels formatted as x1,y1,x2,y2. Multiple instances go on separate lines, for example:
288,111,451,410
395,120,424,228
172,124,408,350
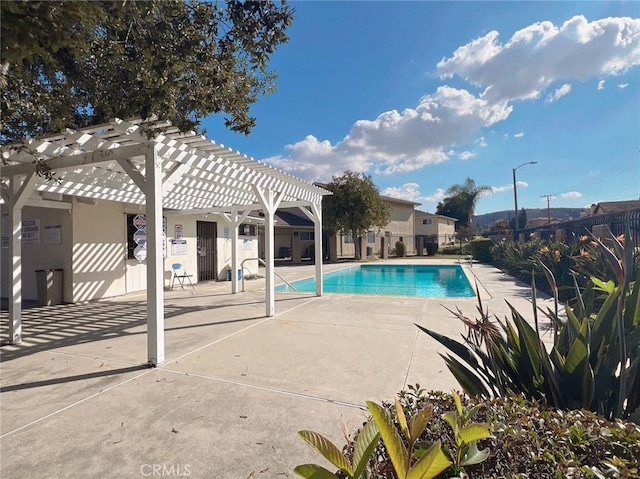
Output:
414,210,457,252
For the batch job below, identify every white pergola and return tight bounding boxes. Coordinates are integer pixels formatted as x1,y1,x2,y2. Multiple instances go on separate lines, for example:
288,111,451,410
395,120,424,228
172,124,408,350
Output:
1,118,330,366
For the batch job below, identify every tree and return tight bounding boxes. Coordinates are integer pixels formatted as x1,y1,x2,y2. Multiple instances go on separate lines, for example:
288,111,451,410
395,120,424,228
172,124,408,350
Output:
509,208,528,230
323,171,390,260
439,177,491,228
435,196,467,228
1,0,293,143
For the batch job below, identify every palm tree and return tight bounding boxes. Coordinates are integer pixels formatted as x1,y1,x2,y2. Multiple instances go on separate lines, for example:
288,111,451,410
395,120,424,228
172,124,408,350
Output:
445,177,491,226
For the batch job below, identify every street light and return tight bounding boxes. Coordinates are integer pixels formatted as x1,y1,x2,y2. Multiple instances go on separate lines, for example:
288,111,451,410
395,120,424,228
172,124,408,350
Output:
513,161,538,241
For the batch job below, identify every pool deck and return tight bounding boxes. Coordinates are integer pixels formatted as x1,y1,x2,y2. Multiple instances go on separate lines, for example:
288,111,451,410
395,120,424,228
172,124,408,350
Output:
0,259,555,478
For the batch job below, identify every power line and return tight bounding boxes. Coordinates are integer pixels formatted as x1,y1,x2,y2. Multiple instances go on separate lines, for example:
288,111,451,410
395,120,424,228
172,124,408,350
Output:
540,194,555,224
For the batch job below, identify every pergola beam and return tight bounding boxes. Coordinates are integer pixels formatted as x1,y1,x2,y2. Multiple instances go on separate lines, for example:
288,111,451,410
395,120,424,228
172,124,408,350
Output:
1,143,149,178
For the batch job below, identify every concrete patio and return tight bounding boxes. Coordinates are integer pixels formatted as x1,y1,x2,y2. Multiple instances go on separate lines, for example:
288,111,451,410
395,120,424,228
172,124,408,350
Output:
0,260,554,478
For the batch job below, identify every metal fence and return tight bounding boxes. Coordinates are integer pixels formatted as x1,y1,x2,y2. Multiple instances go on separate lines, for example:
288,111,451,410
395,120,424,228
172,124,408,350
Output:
513,208,640,243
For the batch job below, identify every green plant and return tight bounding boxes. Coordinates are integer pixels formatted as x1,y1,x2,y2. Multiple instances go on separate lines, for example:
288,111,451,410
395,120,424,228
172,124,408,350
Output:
469,238,493,263
426,243,439,256
367,398,452,479
295,398,453,479
395,241,406,258
417,227,640,422
442,391,491,473
295,420,380,479
299,390,640,478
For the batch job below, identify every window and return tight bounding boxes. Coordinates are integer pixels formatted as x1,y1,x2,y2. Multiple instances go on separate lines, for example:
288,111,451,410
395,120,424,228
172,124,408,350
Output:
422,218,433,225
367,231,376,243
298,231,314,241
343,232,353,243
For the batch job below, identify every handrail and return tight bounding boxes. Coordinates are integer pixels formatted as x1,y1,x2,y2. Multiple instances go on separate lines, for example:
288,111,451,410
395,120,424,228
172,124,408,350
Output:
241,257,297,292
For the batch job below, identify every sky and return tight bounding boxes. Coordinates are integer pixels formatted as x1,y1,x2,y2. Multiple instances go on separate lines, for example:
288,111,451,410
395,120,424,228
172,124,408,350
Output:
202,1,640,216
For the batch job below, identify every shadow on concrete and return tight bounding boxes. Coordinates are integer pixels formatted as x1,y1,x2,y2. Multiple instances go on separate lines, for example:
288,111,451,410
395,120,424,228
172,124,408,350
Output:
0,364,150,393
0,298,271,363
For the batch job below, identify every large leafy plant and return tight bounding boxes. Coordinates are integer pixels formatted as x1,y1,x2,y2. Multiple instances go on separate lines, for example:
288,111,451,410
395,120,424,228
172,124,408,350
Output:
420,227,640,422
295,398,460,479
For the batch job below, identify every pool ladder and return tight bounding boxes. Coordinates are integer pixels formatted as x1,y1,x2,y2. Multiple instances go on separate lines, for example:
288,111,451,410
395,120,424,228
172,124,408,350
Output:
241,257,298,292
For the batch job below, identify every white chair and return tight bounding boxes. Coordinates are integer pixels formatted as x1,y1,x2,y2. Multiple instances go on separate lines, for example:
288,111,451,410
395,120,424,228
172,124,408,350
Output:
170,263,194,290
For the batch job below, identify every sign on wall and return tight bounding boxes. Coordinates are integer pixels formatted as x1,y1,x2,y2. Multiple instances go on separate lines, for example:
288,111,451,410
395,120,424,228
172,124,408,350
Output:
131,214,167,261
1,216,46,247
171,239,187,255
174,224,183,239
22,219,40,245
44,225,62,245
1,213,8,248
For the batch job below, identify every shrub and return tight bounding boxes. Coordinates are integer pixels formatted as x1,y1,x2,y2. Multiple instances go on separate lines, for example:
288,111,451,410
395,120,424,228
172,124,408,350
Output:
395,240,405,257
425,242,438,256
418,228,640,423
295,389,640,479
469,238,493,262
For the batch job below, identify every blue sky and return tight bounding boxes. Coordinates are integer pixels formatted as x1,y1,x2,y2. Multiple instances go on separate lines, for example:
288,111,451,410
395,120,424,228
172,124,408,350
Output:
203,1,640,215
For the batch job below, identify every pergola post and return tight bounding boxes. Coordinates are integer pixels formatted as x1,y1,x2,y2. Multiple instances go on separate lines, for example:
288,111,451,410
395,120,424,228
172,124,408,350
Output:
252,186,283,316
145,145,165,366
298,203,324,296
8,173,36,344
224,210,250,294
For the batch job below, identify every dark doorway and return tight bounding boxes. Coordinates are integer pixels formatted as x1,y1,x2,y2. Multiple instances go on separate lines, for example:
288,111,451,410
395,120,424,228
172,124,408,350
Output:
196,221,217,281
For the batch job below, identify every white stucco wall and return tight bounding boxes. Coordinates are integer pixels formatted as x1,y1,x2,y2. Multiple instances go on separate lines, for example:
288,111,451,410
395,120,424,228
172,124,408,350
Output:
72,199,127,302
1,205,73,301
1,202,260,303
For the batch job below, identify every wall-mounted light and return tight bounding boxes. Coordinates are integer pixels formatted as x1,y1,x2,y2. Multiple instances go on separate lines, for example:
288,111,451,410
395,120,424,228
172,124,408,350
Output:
243,224,251,235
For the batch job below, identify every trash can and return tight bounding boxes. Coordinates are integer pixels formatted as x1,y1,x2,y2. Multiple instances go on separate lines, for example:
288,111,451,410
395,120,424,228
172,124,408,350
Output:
35,269,63,306
226,269,242,281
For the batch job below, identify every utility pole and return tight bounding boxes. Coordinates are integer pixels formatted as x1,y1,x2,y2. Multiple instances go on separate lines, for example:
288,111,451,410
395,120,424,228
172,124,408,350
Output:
540,194,555,224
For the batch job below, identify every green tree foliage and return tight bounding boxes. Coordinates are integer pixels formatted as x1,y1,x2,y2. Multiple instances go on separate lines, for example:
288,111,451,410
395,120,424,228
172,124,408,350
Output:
437,177,491,228
322,171,390,260
508,208,528,230
1,0,293,142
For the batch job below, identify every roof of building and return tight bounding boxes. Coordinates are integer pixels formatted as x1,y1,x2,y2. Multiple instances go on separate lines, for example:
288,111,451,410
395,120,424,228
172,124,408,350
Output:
592,200,640,214
414,210,458,221
379,195,421,206
274,209,313,227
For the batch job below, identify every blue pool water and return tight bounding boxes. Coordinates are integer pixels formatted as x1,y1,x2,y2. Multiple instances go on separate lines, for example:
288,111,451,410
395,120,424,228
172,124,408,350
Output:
276,264,475,297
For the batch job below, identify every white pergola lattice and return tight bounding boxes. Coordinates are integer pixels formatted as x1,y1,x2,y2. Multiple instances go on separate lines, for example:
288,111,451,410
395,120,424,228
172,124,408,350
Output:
1,118,330,365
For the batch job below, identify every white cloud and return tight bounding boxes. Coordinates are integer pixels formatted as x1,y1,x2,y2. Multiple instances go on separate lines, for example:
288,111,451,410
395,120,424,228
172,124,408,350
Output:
489,180,528,194
381,183,445,204
424,188,447,202
546,83,572,102
561,191,583,198
265,86,511,181
265,15,640,182
598,79,606,90
475,136,488,147
437,15,640,103
503,133,509,139
514,132,525,138
618,82,629,89
458,150,476,160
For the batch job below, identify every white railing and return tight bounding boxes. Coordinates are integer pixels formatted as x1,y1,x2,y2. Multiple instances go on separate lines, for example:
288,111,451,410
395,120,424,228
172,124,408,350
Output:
241,257,298,292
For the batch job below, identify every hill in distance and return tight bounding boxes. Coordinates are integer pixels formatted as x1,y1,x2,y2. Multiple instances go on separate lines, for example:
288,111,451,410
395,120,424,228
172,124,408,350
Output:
474,207,584,228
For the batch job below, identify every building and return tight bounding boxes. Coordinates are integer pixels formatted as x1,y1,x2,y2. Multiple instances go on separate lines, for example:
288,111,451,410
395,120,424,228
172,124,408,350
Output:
331,195,420,258
414,211,457,250
590,200,640,215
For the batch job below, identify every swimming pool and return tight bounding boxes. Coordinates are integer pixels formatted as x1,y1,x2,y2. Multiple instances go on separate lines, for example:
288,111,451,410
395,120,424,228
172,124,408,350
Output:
276,264,475,297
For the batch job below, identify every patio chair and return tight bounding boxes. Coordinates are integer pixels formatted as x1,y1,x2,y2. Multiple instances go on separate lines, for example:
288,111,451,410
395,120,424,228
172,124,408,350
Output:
170,263,194,290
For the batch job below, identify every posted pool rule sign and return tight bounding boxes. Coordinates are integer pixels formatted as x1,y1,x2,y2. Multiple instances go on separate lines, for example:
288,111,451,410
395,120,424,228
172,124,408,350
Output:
132,215,167,262
133,215,147,261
